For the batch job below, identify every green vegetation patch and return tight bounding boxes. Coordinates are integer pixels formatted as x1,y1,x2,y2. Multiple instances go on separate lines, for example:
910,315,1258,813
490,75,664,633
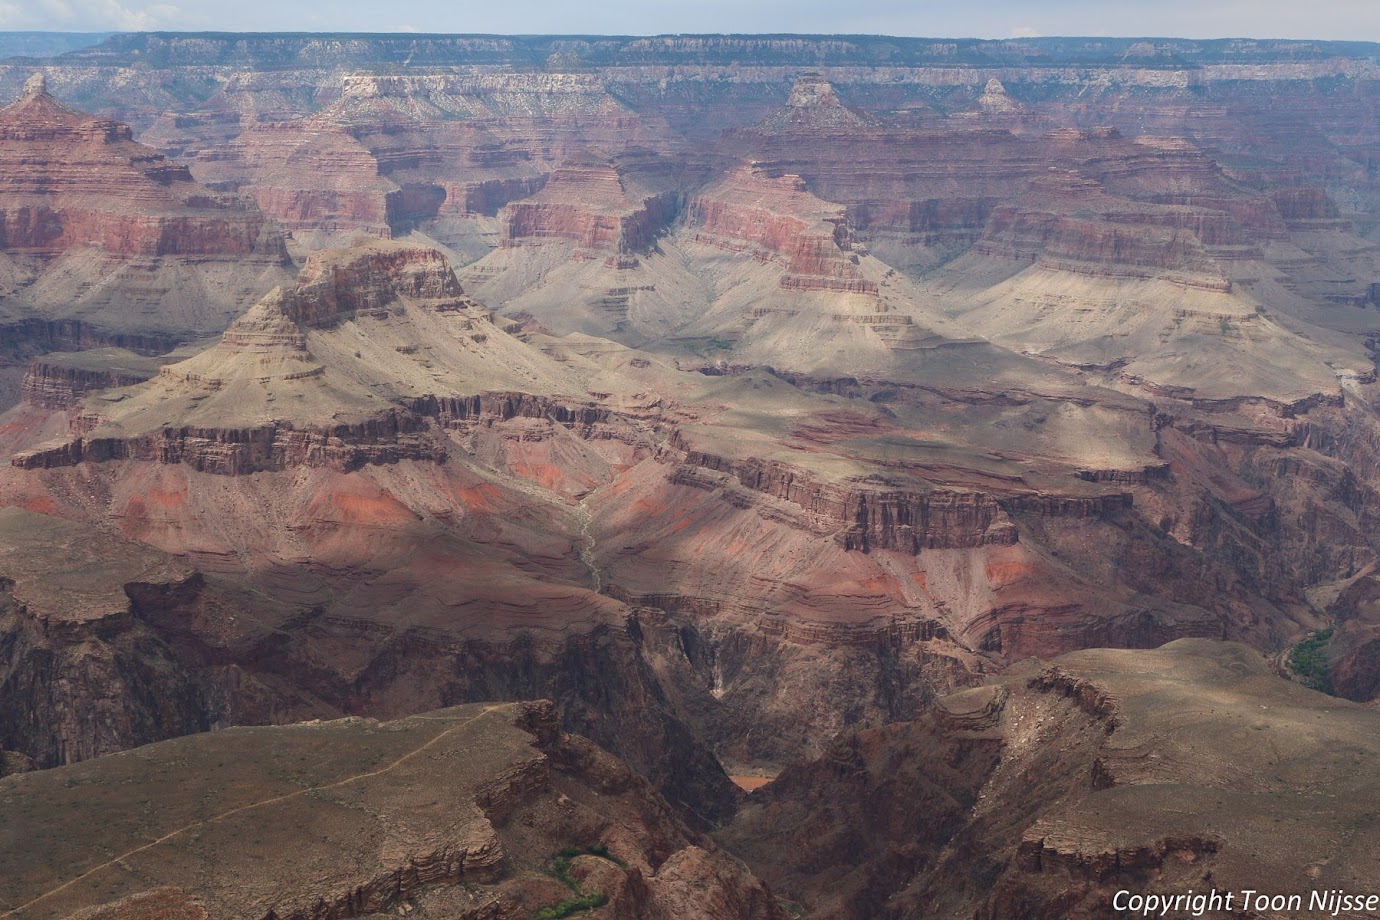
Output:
1288,626,1335,694
533,892,609,920
530,844,620,919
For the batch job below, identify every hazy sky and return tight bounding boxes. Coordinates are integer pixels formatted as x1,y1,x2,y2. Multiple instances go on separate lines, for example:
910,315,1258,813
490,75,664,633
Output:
3,0,1380,42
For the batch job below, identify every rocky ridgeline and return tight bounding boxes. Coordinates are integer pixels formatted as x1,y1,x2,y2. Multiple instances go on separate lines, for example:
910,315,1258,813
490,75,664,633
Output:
679,448,1128,553
10,414,445,474
280,243,468,325
9,393,648,473
339,70,633,116
409,391,639,430
19,359,156,409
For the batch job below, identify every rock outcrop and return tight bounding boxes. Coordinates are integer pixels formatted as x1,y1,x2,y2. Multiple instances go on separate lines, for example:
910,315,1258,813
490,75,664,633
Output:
0,509,222,768
721,641,1380,919
500,157,681,257
686,166,876,295
19,352,161,410
676,447,1130,552
0,700,785,920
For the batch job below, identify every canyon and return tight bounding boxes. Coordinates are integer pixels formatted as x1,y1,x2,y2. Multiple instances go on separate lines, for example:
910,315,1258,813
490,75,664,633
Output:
1,31,1379,918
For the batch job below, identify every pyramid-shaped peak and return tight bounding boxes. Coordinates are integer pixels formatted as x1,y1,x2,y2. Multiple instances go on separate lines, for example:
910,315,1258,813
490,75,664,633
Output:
753,72,876,132
979,77,1022,114
2,71,126,137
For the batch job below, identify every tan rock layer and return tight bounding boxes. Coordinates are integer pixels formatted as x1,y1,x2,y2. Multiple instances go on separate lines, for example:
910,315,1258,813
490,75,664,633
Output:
11,413,444,474
680,448,1128,552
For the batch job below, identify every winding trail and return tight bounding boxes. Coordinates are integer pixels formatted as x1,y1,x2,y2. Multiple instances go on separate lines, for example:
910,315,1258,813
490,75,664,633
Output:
2,704,508,919
575,487,605,593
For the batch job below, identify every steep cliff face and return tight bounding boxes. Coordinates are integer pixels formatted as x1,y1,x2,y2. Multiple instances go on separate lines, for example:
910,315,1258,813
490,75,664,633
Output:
975,206,1230,287
10,413,448,474
0,509,222,768
441,174,547,216
677,448,1107,552
278,242,465,324
1319,573,1380,702
19,353,160,410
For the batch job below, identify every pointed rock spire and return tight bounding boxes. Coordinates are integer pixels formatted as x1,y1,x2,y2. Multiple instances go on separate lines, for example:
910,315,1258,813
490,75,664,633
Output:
22,72,47,99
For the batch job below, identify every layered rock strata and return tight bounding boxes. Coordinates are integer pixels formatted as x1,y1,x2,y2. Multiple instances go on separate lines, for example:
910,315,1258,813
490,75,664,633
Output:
0,76,291,410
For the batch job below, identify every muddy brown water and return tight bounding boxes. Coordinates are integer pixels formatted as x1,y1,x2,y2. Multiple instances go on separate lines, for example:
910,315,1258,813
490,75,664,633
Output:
729,775,775,792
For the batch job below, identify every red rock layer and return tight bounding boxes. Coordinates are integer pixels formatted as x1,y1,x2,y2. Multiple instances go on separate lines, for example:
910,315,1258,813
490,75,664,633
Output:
500,159,681,255
686,166,878,294
229,120,396,236
439,175,548,216
974,208,1231,289
0,78,284,260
